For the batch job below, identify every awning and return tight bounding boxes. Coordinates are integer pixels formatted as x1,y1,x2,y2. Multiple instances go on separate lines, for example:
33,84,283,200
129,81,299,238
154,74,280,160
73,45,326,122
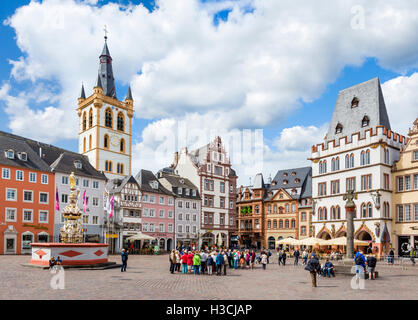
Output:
276,237,300,245
323,236,370,246
297,237,329,246
126,233,156,241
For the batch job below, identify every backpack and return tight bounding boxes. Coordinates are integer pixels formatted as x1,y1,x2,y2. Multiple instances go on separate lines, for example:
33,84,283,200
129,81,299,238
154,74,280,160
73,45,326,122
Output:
355,255,362,265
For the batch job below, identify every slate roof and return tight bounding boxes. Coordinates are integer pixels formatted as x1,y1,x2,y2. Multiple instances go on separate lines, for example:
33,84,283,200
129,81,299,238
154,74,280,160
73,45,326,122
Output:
106,176,138,194
135,169,173,195
326,77,391,143
0,134,51,172
266,166,312,201
157,171,200,200
98,40,117,99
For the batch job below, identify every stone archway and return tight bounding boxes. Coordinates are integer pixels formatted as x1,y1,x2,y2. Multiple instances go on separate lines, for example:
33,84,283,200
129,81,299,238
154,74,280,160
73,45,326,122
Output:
267,236,275,249
316,225,333,240
357,231,372,241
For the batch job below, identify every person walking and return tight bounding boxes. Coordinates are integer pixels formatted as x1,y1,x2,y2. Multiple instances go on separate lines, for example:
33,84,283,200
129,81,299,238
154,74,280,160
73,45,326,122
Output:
410,247,416,265
187,251,194,274
294,249,300,266
200,250,208,274
223,251,228,275
261,251,268,270
193,252,201,275
121,249,128,272
207,253,214,275
282,250,287,266
278,250,283,265
267,249,272,264
175,250,181,272
216,251,224,276
302,249,308,265
250,250,256,269
305,253,321,287
228,250,233,268
354,250,366,280
233,250,239,269
181,251,188,274
388,248,395,265
169,249,177,274
366,253,377,280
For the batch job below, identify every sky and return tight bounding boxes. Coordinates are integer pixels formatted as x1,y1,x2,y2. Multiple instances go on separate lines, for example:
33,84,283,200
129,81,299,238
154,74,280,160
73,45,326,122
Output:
0,0,417,186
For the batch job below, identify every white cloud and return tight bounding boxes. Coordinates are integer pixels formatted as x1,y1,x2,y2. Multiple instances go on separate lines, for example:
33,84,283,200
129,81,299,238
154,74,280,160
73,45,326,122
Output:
382,72,418,135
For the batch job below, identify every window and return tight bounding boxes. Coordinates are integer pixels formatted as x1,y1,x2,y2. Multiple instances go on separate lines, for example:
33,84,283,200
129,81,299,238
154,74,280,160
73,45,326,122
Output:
29,172,36,183
414,150,418,161
83,179,89,188
39,211,48,223
361,175,372,191
220,198,225,208
104,134,109,149
360,150,370,166
149,224,155,232
117,112,124,131
62,176,69,185
220,182,225,193
149,209,155,217
186,201,190,208
405,175,411,191
415,204,418,221
2,168,10,179
41,174,48,184
142,223,148,232
351,97,359,108
291,219,295,228
120,139,125,153
273,220,277,229
105,108,113,128
331,157,340,172
16,170,24,181
6,150,14,159
61,194,68,204
82,112,87,130
285,220,289,228
39,192,48,204
178,225,183,233
23,190,33,202
168,210,173,218
22,233,33,250
285,204,289,213
362,116,370,127
93,181,99,189
214,166,222,176
318,182,327,196
105,160,113,173
335,123,343,134
159,210,164,218
397,205,403,222
83,215,89,224
6,188,17,201
397,176,404,192
5,208,16,222
346,177,356,192
159,224,164,232
92,197,99,206
383,173,390,190
93,216,98,224
301,226,306,235
345,153,355,169
116,163,124,174
331,180,340,194
23,210,33,222
169,198,174,205
159,197,164,204
291,203,296,212
168,224,173,233
178,201,183,208
405,204,411,221
301,212,306,222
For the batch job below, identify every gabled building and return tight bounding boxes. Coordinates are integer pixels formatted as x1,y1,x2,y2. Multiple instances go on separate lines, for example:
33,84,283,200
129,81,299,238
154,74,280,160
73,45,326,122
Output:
0,133,55,254
264,167,312,249
237,173,267,249
157,168,201,248
392,118,418,256
174,137,238,248
310,78,407,256
106,176,141,253
135,169,175,251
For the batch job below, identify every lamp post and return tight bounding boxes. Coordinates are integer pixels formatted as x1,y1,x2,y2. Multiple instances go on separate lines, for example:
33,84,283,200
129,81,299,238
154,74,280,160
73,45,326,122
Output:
343,189,358,259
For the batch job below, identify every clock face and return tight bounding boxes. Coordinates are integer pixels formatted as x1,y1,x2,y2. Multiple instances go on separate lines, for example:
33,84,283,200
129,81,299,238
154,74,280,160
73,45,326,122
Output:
110,135,119,147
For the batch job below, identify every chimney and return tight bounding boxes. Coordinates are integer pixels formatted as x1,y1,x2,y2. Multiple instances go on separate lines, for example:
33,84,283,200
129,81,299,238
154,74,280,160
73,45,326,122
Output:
173,152,179,167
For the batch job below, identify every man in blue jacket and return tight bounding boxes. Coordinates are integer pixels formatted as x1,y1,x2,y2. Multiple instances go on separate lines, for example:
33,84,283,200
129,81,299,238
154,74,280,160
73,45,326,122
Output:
354,250,366,279
216,251,224,276
121,249,128,272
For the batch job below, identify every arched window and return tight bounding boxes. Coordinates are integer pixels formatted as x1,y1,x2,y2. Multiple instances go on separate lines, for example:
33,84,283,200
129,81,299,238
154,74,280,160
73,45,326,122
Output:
351,97,359,108
89,135,92,150
384,148,390,164
335,157,340,170
323,160,327,173
345,154,350,169
362,115,369,127
117,112,124,131
117,163,124,175
105,160,113,172
331,206,336,220
104,134,109,149
267,220,271,229
89,109,93,128
273,205,277,213
361,203,367,218
273,220,277,229
366,149,370,165
336,206,341,220
319,207,323,220
83,137,86,153
291,219,295,228
82,112,87,131
331,158,335,171
105,108,113,128
279,207,283,214
350,153,354,168
367,202,373,218
279,220,283,228
285,220,289,228
120,138,125,153
361,151,365,165
335,123,343,134
323,208,327,220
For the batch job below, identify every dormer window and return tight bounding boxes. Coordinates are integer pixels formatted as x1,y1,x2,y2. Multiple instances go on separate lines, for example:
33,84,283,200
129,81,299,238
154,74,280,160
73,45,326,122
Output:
180,179,184,184
74,160,82,169
177,187,182,194
335,123,343,134
151,181,158,189
351,97,359,108
17,152,27,161
362,116,370,127
5,150,14,159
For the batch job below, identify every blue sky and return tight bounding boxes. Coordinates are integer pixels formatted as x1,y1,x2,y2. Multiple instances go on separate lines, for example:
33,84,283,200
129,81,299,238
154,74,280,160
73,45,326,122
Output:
0,0,417,184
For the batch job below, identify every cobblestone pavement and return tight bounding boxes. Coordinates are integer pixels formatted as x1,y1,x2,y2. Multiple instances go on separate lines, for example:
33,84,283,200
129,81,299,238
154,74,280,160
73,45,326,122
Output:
1,254,417,300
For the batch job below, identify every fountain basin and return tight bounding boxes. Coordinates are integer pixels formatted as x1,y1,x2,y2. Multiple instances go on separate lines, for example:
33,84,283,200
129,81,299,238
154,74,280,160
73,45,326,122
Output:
30,243,109,266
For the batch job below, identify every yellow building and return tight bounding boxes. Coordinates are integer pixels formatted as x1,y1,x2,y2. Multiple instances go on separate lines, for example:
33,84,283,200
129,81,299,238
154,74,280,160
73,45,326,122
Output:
392,118,418,256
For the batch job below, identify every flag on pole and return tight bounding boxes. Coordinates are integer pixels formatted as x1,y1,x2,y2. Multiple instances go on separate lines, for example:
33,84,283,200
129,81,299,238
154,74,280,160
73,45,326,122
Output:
55,188,60,211
82,190,87,213
109,196,114,219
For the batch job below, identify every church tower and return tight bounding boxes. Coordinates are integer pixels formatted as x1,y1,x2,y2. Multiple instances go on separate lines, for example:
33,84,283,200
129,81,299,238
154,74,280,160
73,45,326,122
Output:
77,35,133,179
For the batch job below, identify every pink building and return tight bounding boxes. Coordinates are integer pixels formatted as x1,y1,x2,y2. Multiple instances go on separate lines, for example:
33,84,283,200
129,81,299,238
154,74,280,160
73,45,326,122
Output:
135,169,175,251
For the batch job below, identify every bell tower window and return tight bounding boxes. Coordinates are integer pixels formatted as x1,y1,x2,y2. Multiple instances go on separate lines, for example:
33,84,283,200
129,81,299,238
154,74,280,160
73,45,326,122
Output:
335,123,343,134
82,112,87,131
89,109,93,128
104,134,109,149
105,108,113,128
362,115,370,127
351,97,359,108
117,112,124,131
120,138,125,153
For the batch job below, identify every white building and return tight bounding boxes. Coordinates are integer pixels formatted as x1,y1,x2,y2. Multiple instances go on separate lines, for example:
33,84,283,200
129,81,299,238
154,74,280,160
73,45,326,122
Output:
310,78,407,255
77,37,133,180
174,136,238,248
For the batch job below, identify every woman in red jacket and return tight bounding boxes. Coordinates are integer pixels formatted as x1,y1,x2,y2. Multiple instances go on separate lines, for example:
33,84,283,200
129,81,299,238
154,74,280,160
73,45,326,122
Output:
187,251,194,273
181,251,188,274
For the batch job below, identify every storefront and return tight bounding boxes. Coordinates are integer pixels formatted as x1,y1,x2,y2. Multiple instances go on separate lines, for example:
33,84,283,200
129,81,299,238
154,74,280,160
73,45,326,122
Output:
398,235,418,257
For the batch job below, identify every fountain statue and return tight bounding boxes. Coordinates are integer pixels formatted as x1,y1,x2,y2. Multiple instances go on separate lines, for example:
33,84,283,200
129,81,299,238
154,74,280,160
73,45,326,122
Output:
60,172,83,243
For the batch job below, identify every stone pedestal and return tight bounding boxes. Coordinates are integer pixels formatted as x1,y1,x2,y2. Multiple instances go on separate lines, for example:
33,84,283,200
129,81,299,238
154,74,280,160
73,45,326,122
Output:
30,243,109,266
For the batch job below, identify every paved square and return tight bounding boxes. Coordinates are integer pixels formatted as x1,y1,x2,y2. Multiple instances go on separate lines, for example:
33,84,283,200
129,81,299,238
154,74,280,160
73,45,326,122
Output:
1,254,417,300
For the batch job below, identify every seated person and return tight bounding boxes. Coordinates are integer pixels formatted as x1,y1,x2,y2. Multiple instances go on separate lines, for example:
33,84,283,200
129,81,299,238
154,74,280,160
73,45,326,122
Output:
49,256,56,269
56,256,63,266
322,259,335,277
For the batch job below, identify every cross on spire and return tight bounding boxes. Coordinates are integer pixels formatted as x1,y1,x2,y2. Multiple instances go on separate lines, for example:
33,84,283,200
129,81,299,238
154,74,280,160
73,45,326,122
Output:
104,25,109,41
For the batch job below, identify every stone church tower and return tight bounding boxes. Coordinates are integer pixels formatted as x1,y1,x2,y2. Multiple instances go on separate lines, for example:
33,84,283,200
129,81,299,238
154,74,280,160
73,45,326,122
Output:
77,35,133,179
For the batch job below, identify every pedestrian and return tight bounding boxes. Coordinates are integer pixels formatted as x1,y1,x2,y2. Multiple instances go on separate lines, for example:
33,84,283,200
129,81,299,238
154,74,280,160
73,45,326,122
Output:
239,252,245,269
388,248,395,265
282,250,287,266
366,253,377,280
302,249,308,265
250,250,256,269
121,249,128,272
130,243,134,255
175,250,181,272
267,249,272,264
169,249,177,274
49,256,56,269
200,250,207,274
410,247,416,265
245,250,250,268
305,253,321,287
294,249,300,266
354,250,366,280
181,251,188,274
261,251,268,270
56,256,62,266
223,251,228,275
207,252,214,275
233,250,239,269
187,251,194,274
228,249,233,268
216,251,224,276
193,251,201,275
278,250,283,265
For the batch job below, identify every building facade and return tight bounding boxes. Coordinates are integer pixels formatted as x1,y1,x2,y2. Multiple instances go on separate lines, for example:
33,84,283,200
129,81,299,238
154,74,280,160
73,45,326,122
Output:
136,169,175,251
264,167,312,249
0,133,55,254
310,78,407,256
392,118,418,256
77,37,133,180
157,169,201,248
174,137,238,248
237,173,266,249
